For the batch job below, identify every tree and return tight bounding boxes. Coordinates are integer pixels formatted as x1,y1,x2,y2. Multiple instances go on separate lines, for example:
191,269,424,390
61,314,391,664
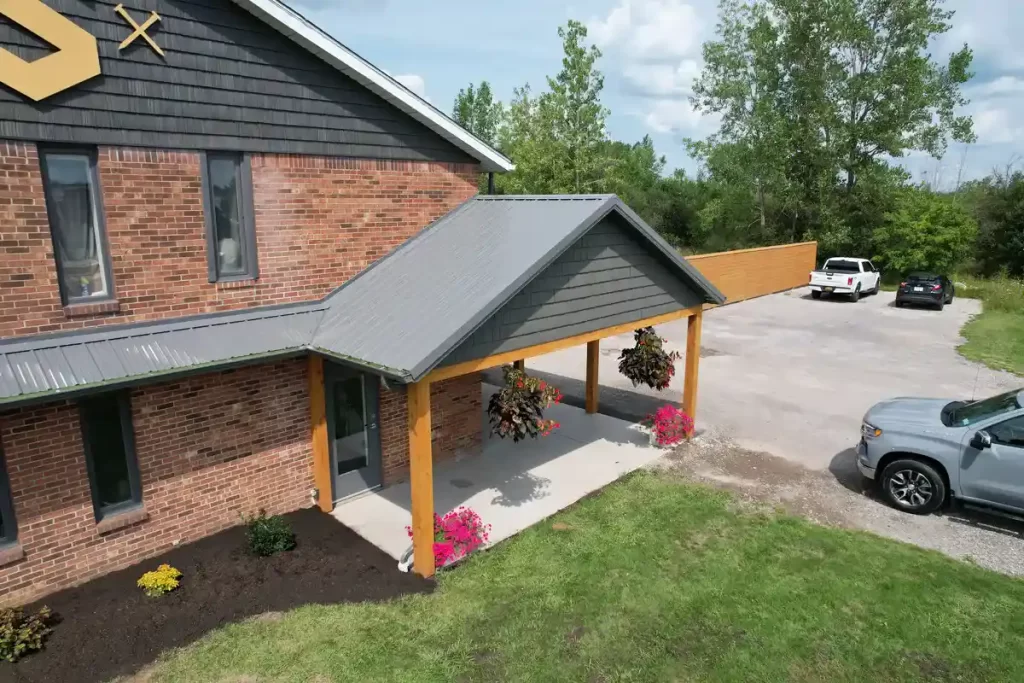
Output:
872,186,976,274
541,20,609,193
691,0,976,253
965,172,1024,277
452,81,504,147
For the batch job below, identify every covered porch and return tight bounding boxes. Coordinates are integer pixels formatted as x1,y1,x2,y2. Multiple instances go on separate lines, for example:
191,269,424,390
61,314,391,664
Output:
306,194,725,577
332,382,662,561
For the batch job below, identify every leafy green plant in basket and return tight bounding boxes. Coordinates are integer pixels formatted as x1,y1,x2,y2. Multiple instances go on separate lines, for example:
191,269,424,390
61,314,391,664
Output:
618,327,681,390
487,365,563,442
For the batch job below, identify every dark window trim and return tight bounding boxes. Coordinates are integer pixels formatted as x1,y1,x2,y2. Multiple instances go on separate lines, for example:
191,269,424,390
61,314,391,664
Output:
0,442,18,546
79,392,143,521
38,145,117,306
991,416,1024,449
200,151,259,283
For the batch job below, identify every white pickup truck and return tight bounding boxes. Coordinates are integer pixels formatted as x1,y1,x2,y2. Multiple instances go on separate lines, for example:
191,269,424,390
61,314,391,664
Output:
809,257,881,302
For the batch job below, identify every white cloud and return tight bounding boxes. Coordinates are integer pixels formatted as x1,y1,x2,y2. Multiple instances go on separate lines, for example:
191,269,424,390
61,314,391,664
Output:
589,0,703,61
973,107,1024,145
393,73,430,102
971,76,1024,98
589,0,713,137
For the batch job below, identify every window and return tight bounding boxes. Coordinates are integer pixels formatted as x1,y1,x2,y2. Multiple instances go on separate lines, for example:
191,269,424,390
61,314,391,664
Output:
952,390,1022,427
201,152,258,282
79,394,141,519
39,148,114,304
991,416,1024,449
0,443,17,547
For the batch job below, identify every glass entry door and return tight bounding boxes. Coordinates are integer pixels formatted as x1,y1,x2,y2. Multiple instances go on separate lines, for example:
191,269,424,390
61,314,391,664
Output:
325,363,382,501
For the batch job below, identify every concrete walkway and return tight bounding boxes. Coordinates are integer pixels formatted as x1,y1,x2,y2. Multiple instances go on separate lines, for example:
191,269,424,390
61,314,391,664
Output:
332,385,664,560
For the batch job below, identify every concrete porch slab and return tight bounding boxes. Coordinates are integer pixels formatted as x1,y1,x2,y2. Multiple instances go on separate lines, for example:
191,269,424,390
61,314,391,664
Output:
332,384,666,560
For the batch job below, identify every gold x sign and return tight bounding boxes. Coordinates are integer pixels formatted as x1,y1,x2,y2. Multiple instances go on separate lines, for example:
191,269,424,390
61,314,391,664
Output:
115,4,165,58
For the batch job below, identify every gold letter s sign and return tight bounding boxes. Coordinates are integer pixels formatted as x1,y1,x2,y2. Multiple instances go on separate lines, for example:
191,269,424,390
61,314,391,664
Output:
0,0,101,101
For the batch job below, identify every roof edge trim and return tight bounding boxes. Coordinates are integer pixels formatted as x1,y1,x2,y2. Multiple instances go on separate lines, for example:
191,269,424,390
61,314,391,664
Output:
231,0,514,173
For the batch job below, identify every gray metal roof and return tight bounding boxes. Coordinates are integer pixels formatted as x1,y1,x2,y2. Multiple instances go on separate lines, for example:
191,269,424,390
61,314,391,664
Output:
0,305,325,405
0,194,724,405
311,195,725,381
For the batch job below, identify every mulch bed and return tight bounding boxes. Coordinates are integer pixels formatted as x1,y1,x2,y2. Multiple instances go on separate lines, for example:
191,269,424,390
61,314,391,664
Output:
2,508,432,683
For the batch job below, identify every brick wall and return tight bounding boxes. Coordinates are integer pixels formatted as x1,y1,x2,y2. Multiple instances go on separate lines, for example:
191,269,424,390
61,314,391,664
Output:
0,359,313,607
380,374,483,484
0,141,479,338
686,241,818,304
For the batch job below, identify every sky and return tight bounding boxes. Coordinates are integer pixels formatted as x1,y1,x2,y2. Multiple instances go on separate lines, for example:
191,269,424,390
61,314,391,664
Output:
292,0,1024,188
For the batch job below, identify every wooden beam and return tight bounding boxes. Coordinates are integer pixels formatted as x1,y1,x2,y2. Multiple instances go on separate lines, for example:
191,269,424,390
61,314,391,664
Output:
407,379,435,578
682,310,703,425
425,305,702,383
585,340,599,414
308,355,333,513
513,360,525,371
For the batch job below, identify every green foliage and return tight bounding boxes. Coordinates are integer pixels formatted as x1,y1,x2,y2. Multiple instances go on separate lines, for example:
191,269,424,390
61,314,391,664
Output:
962,172,1024,278
244,509,296,557
872,186,977,274
618,327,682,391
0,606,52,663
452,81,503,147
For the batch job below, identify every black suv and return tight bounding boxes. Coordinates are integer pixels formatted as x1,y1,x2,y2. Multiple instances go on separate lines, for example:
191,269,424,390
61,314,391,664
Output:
895,273,955,310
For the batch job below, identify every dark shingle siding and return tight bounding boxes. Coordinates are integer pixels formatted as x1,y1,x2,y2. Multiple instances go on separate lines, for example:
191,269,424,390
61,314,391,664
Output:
439,216,703,365
0,0,474,163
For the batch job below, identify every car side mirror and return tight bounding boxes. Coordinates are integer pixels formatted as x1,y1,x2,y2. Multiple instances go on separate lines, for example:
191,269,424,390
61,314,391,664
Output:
971,430,993,450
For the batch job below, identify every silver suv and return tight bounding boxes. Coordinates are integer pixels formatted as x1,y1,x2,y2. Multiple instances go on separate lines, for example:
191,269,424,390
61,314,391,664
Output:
857,389,1024,514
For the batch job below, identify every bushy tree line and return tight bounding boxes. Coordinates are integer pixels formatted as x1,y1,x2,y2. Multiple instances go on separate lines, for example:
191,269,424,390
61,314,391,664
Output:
452,3,1020,276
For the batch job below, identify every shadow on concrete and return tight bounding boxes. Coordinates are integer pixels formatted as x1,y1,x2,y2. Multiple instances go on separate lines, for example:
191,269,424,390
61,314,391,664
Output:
829,448,1024,537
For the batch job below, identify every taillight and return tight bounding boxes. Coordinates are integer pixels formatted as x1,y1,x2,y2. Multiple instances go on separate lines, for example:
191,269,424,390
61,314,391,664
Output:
847,277,854,286
809,273,813,283
931,283,942,292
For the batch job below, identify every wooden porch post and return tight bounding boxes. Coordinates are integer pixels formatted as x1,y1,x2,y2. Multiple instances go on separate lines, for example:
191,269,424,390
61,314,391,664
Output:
513,359,525,371
585,340,599,414
682,309,703,425
407,379,435,578
308,355,333,513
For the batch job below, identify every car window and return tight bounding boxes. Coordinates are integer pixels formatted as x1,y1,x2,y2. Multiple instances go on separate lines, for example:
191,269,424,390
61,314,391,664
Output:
867,262,876,272
990,416,1024,449
953,390,1023,426
823,260,861,273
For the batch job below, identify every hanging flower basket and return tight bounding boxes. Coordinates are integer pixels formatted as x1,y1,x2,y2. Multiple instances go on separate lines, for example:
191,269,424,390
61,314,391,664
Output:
644,404,694,447
401,507,492,571
618,327,681,391
486,365,562,442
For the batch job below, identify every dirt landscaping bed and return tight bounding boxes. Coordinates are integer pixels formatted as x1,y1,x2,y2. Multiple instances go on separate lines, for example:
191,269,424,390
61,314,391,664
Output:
1,508,431,683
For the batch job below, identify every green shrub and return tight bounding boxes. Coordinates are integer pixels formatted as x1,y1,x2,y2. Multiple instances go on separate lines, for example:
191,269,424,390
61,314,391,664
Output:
244,509,296,557
0,606,52,663
955,274,1024,314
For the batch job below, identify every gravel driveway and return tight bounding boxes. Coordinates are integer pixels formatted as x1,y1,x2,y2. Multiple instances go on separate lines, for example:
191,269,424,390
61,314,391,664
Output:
512,286,1024,574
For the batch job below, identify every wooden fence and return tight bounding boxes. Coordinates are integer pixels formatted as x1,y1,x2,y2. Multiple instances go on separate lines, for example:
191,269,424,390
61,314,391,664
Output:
685,241,818,304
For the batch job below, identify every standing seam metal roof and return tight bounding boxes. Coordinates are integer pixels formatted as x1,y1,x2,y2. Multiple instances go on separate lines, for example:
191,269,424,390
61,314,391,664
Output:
0,195,723,405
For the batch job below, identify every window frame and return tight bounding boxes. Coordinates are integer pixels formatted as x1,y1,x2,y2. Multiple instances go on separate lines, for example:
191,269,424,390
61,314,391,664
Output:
79,393,143,521
0,443,18,547
38,146,116,305
990,415,1024,449
200,151,259,283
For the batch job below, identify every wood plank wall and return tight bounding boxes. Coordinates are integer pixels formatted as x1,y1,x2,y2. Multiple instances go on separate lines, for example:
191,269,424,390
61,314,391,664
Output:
685,242,818,305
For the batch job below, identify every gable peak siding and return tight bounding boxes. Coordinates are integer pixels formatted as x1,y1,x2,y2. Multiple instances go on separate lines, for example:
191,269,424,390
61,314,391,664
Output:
439,216,705,366
0,141,478,339
0,0,475,163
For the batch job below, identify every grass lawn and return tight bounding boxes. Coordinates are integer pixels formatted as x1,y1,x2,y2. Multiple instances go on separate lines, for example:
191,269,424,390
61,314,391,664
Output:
956,276,1024,376
140,472,1024,683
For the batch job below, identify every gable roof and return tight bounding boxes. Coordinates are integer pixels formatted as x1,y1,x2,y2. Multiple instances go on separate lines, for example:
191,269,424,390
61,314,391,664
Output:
310,195,725,381
0,195,722,406
231,0,514,173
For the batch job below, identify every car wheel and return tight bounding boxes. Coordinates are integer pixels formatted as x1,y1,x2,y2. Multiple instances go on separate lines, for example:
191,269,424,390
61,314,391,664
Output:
936,300,945,311
850,287,860,303
811,290,822,300
895,300,903,308
880,459,946,514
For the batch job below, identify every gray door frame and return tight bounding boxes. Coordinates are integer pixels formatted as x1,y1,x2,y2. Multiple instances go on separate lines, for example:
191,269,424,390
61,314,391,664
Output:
324,362,382,502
